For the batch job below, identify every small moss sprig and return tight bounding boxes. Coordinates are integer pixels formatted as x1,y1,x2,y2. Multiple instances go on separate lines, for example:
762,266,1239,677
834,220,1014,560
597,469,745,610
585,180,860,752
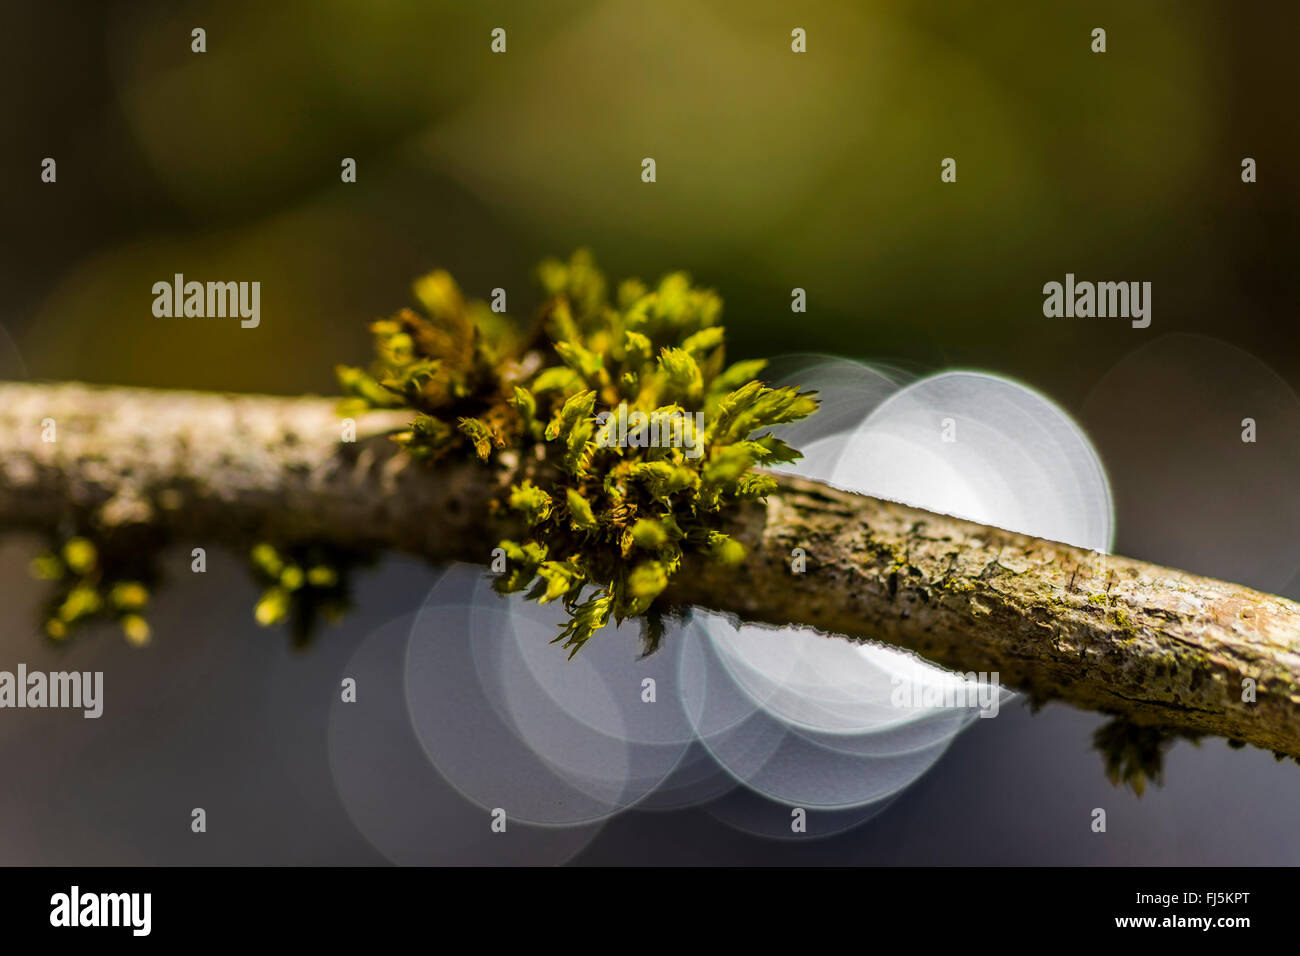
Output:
29,534,155,646
1092,719,1192,795
338,250,818,654
248,542,373,649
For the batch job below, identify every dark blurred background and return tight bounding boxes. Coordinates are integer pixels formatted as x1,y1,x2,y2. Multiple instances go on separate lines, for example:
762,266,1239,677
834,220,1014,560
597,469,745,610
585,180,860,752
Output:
2,0,1299,864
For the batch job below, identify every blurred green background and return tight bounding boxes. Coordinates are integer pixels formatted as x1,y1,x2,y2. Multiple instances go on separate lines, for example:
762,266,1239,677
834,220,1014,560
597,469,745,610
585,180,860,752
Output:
4,0,1296,408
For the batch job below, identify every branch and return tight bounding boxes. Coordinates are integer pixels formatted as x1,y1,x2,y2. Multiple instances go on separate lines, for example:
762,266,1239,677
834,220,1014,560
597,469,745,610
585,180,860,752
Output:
4,381,1299,758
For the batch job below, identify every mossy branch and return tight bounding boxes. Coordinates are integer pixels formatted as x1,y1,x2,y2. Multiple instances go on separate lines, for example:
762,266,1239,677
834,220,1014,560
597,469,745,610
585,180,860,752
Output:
4,252,1298,788
3,379,1300,762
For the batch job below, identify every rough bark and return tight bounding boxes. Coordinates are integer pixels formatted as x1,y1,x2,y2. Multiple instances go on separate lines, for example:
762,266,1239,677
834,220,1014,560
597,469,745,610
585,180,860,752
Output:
3,381,1299,756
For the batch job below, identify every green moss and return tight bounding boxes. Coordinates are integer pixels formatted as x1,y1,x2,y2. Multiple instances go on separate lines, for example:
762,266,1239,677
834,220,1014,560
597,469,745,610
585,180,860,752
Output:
339,250,818,654
28,528,162,646
334,266,529,463
247,541,375,649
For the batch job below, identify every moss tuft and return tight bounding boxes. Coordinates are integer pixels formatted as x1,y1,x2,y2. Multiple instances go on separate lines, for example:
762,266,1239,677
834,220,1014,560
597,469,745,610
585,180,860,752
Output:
338,250,818,654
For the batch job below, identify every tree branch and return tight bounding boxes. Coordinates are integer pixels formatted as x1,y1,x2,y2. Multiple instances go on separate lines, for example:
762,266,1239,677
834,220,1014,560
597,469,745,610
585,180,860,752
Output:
3,381,1298,757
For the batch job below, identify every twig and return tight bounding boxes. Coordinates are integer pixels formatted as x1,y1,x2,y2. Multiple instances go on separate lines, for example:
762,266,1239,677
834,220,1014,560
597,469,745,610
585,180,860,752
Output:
3,381,1298,756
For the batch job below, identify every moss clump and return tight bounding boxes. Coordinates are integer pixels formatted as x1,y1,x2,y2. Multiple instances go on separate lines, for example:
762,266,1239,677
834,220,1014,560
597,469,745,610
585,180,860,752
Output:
338,250,818,654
